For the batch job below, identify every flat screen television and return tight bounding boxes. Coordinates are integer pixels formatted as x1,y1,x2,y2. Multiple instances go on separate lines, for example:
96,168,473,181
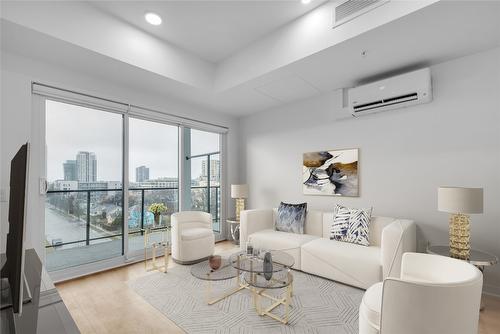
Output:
1,143,29,315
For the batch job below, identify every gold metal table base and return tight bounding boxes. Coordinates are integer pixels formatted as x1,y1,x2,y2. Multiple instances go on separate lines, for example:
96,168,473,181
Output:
253,284,292,324
204,273,293,325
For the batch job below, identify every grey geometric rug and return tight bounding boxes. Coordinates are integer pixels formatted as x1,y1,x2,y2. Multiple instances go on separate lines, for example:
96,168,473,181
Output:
129,263,363,334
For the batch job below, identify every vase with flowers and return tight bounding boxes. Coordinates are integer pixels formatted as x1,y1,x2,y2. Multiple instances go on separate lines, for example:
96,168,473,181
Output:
148,203,167,227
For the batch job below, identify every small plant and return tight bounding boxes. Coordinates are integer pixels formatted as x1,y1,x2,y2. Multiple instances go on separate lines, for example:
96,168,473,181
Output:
149,203,167,226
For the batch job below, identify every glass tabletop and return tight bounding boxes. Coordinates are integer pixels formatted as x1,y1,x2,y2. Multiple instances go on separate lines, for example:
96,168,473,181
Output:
427,245,499,266
190,258,238,281
243,270,293,289
229,250,294,274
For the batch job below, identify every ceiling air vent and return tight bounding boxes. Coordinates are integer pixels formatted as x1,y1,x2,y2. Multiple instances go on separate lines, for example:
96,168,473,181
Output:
333,0,390,28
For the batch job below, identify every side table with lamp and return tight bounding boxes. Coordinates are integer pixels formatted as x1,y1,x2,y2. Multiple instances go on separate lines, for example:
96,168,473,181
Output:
431,186,498,310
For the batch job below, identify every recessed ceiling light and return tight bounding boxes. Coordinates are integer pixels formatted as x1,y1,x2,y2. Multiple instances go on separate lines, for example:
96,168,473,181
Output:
145,12,162,26
301,0,312,4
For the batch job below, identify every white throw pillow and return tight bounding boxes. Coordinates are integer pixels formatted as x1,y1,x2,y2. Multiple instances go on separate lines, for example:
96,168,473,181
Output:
330,205,372,246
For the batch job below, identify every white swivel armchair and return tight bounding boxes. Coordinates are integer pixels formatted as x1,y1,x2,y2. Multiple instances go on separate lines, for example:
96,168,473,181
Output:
171,211,215,264
359,252,483,334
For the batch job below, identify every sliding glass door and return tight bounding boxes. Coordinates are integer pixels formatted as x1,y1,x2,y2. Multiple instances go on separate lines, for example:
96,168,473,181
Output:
45,100,123,271
43,96,226,273
188,129,223,240
128,118,179,254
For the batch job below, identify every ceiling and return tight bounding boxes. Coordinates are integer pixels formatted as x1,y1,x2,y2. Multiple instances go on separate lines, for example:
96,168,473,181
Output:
1,1,500,117
91,0,328,63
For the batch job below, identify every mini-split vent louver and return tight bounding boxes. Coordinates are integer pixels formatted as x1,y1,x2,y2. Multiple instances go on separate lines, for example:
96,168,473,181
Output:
333,0,390,28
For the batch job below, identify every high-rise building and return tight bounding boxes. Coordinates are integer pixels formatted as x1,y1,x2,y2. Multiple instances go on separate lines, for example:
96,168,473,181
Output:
63,160,77,181
136,165,150,182
76,151,97,182
201,159,220,182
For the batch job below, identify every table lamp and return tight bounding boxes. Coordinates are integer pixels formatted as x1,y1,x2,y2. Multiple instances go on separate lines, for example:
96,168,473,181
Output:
438,187,483,260
231,184,248,220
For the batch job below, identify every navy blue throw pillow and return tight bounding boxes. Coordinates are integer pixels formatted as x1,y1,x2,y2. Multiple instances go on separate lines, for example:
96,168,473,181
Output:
276,202,307,234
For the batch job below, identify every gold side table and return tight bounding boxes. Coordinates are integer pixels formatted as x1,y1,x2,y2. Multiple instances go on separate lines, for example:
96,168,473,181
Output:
144,227,171,273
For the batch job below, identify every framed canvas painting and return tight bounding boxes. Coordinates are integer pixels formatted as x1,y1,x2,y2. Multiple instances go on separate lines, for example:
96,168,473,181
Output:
303,148,359,197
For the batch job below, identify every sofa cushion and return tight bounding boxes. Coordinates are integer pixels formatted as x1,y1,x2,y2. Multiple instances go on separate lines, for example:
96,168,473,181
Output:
301,238,382,289
331,205,372,246
248,229,319,270
181,227,213,241
323,214,399,247
361,282,383,328
273,209,323,237
276,202,307,234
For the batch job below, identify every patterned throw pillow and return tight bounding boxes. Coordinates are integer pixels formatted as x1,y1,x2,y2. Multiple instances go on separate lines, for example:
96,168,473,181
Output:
330,205,372,246
276,202,307,234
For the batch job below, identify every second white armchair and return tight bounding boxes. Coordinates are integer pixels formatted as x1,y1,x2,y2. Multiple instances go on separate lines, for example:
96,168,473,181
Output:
359,252,483,334
171,211,215,264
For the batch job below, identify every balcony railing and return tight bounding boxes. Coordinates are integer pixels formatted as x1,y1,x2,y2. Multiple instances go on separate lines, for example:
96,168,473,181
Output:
45,185,220,249
191,185,220,232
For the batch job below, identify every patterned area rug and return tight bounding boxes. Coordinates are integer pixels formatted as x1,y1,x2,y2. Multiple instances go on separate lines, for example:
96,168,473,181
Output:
129,262,363,334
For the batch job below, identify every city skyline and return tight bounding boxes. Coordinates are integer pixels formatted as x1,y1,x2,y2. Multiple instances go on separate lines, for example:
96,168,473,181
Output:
53,150,221,187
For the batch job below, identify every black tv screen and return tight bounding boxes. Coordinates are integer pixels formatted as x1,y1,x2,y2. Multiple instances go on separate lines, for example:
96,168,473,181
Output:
1,143,29,315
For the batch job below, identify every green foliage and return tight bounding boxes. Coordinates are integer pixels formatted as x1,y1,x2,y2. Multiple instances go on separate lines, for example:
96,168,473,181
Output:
110,213,122,227
149,202,167,216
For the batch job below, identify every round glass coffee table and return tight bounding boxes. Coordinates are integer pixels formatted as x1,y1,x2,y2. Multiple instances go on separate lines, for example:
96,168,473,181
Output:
229,250,295,273
190,251,295,324
190,258,238,281
229,251,294,324
190,258,243,305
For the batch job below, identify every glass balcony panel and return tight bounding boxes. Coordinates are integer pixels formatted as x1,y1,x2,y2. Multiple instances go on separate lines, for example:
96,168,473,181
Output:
45,192,88,247
127,188,178,253
127,189,143,234
89,190,123,239
191,187,208,212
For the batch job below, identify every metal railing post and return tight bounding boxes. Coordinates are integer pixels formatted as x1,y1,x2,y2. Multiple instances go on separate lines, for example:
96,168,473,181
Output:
215,186,219,232
140,189,145,235
207,155,211,214
86,191,91,246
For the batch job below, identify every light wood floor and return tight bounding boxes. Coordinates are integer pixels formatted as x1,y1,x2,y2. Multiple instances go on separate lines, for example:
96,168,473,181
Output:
56,241,500,334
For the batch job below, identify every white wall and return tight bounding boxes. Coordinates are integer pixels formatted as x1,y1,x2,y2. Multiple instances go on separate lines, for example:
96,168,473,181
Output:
239,47,500,294
0,51,239,260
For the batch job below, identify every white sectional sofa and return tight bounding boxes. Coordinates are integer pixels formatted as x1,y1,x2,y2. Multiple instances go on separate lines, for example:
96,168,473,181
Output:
240,209,416,289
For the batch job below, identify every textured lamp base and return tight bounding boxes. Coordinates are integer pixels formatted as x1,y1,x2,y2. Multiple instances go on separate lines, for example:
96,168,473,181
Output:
449,213,471,260
235,198,245,220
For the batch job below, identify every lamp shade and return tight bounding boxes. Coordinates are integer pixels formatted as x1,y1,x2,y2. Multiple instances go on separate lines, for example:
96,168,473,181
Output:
438,187,483,214
231,184,248,199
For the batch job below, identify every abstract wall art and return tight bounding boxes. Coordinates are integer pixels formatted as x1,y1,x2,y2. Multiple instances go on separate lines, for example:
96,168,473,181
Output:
303,148,359,197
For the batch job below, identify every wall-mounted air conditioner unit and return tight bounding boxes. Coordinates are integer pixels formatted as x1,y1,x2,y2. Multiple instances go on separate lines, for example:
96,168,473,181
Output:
333,0,390,28
348,68,432,117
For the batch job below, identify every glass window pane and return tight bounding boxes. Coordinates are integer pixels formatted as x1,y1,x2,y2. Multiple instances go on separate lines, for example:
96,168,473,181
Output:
45,100,123,271
190,129,219,156
128,118,178,252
